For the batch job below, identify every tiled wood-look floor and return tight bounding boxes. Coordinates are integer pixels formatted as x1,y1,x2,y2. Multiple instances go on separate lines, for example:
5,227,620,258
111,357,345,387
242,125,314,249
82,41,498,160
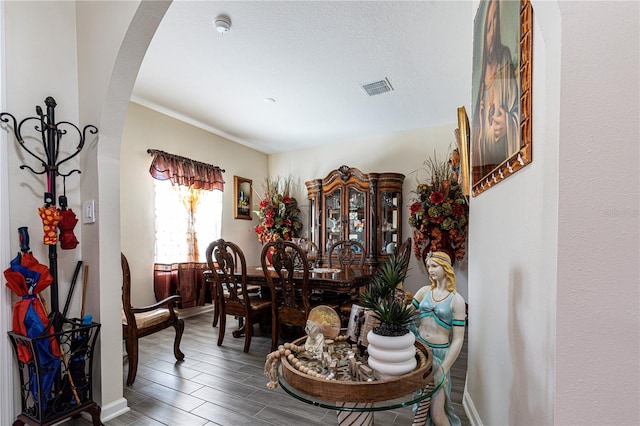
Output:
64,308,469,425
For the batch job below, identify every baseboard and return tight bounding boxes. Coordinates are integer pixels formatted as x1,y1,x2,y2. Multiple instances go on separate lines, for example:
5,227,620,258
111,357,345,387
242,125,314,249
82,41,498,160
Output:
176,304,214,319
463,385,483,426
99,397,129,423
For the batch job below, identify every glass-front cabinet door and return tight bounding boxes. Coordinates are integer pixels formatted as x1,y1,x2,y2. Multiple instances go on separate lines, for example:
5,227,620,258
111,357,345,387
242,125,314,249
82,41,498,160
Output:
324,188,342,251
308,194,317,244
380,191,400,255
376,173,404,259
347,187,366,247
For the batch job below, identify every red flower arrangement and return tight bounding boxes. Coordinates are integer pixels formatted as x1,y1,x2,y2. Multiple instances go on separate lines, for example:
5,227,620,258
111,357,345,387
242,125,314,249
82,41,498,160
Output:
408,151,469,263
254,177,302,244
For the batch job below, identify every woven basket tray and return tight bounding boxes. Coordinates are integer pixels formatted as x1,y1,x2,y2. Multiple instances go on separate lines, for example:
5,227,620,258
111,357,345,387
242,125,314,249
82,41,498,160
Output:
280,336,433,403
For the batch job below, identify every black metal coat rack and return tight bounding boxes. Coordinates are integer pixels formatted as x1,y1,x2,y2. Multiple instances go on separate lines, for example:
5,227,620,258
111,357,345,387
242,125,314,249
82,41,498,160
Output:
1,96,98,317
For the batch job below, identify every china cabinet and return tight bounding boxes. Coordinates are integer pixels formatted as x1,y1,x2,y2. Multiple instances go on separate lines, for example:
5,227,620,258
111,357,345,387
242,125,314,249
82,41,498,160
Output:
305,165,404,268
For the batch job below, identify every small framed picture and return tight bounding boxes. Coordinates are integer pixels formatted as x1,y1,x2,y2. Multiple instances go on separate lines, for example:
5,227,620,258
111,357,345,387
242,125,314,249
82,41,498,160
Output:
234,176,252,220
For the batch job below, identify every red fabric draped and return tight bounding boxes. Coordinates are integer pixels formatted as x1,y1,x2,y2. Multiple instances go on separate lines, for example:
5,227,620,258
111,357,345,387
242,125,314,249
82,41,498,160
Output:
4,253,61,362
12,297,62,362
148,149,225,191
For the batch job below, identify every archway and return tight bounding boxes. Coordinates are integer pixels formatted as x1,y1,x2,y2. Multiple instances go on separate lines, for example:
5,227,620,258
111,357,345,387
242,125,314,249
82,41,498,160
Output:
90,0,172,419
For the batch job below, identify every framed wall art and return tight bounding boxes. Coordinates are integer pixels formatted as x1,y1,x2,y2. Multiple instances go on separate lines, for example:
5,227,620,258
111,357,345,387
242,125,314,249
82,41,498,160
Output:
234,176,252,220
457,106,471,197
470,0,532,196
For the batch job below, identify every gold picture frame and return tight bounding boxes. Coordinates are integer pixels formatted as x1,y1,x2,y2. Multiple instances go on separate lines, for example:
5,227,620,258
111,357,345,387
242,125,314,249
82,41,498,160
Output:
471,0,533,196
457,106,471,197
234,176,252,220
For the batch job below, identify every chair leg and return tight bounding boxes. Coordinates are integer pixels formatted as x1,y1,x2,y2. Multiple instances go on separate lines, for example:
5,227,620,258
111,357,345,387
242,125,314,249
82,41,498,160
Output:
212,304,219,327
125,336,138,386
217,310,226,347
173,319,185,361
212,287,219,327
270,315,279,352
243,317,252,353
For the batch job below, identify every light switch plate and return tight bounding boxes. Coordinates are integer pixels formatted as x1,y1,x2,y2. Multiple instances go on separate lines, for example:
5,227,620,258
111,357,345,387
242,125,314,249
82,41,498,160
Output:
82,200,96,224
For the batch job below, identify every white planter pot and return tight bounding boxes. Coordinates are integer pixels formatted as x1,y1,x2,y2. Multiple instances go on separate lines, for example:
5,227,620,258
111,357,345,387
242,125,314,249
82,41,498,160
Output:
366,330,416,380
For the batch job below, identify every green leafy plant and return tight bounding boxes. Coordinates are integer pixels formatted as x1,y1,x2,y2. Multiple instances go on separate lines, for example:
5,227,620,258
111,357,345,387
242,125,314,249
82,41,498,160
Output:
360,253,415,336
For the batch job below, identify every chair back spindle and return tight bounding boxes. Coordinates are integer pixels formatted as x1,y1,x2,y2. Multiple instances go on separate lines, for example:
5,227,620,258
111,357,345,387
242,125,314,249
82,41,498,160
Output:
328,240,365,268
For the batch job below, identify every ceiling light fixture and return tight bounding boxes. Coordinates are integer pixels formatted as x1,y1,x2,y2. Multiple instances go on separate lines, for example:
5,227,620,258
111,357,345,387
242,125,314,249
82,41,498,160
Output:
214,15,231,34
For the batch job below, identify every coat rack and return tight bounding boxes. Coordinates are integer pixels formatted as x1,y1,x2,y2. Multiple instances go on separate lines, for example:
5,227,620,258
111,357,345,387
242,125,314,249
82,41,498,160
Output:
2,98,104,425
1,96,98,318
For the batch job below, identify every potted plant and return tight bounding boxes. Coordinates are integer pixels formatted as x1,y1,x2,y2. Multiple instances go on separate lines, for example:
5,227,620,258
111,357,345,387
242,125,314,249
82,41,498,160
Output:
359,253,417,379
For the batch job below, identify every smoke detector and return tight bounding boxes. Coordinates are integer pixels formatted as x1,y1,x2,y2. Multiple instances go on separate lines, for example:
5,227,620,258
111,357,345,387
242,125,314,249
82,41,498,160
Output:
214,15,231,34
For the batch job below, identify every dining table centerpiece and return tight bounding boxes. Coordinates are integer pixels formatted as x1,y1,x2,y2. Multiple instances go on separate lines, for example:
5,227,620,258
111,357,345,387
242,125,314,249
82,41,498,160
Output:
408,151,469,263
254,176,303,244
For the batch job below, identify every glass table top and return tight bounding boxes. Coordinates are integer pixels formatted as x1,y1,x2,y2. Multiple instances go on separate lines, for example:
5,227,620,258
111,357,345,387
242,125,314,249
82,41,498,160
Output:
276,364,445,412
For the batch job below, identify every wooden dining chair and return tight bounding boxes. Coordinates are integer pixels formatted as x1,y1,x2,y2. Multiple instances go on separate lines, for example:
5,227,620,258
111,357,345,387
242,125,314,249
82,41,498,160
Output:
261,239,311,351
328,240,365,268
328,240,366,325
206,239,271,353
121,253,184,386
296,238,320,269
205,246,259,329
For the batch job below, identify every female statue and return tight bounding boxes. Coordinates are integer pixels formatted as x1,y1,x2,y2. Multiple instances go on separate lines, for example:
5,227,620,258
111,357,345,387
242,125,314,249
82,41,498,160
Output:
411,251,466,426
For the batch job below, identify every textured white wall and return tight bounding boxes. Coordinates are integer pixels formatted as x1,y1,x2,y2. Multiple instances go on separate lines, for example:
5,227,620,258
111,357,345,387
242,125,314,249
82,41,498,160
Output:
75,0,150,412
466,1,639,425
555,2,639,424
0,3,13,424
3,0,82,318
465,2,561,423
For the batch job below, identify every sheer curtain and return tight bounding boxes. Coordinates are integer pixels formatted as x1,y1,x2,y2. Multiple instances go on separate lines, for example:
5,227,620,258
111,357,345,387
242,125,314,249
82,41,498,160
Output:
149,150,224,263
153,181,222,263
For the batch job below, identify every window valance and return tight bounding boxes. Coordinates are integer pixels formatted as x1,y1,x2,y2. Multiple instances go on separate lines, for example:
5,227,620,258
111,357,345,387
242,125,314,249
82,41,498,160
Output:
147,149,225,191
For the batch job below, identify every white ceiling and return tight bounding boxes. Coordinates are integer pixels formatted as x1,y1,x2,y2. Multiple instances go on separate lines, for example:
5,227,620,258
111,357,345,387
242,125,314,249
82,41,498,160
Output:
132,1,473,154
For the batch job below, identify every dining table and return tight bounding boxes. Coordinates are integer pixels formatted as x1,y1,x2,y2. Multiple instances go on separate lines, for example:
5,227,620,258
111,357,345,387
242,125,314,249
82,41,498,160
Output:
213,265,376,342
244,265,375,294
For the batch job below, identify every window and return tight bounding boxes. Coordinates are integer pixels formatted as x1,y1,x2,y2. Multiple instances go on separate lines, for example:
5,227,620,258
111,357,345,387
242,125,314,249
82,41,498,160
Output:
154,179,222,263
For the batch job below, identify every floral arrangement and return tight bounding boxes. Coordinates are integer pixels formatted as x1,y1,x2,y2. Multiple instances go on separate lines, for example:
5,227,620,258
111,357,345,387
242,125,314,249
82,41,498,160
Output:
408,151,469,263
254,177,303,244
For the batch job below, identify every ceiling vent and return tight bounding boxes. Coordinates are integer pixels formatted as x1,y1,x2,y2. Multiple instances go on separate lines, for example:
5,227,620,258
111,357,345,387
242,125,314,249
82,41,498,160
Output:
360,78,394,97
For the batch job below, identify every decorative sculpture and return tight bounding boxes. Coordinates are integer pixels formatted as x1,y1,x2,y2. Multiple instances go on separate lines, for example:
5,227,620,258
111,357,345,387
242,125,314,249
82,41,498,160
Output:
410,251,466,426
304,320,325,358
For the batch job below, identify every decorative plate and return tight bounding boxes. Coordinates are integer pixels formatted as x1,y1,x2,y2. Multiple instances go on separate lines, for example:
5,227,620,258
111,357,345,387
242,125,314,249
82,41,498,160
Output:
307,305,341,339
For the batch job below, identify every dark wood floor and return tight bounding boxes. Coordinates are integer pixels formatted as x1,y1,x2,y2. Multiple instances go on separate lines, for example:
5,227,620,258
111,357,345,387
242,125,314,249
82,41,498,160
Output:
63,308,469,425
